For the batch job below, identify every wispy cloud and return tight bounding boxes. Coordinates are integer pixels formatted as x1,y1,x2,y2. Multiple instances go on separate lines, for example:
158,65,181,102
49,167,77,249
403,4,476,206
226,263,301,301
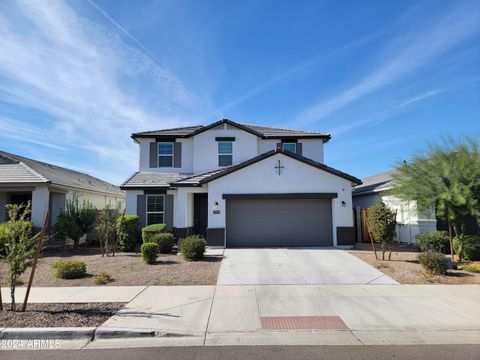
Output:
329,89,443,135
0,0,212,183
294,2,480,127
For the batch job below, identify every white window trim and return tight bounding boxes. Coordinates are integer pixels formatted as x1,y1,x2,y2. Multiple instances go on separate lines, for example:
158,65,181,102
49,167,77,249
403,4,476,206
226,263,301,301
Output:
218,141,233,167
282,142,296,153
158,142,174,168
146,194,165,225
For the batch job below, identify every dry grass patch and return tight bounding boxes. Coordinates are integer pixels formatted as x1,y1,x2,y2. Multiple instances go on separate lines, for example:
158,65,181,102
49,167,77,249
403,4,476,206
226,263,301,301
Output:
349,243,480,284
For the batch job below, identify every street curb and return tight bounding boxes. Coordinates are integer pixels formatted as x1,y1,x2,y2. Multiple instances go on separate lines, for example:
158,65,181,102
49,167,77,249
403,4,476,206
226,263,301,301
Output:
0,327,96,340
94,327,198,339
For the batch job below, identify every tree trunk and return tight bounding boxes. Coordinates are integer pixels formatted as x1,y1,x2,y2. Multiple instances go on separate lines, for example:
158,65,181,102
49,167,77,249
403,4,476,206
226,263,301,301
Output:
73,238,79,250
10,274,16,311
452,223,464,263
448,221,454,262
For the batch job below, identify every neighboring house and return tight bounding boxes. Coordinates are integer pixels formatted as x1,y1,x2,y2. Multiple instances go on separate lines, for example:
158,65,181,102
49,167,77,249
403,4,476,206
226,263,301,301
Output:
0,151,125,228
121,118,361,247
352,170,437,244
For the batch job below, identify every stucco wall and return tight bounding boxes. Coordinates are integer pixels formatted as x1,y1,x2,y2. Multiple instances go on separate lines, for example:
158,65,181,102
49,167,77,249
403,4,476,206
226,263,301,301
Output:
125,189,143,215
193,128,258,173
206,153,354,246
138,138,194,173
31,185,49,227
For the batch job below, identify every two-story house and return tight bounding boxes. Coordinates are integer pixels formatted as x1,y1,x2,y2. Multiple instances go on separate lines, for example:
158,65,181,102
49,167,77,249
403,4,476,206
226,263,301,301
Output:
121,119,361,247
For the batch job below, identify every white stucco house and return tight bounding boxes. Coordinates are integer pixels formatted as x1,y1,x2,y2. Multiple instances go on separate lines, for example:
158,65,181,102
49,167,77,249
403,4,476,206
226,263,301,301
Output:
352,171,437,244
121,119,361,247
0,151,125,228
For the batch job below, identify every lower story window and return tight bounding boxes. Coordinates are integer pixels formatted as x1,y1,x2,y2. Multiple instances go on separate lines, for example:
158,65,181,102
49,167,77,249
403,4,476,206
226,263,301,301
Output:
146,194,164,225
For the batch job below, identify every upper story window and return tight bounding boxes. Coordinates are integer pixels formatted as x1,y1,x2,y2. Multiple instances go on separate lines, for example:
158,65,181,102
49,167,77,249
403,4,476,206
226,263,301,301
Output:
282,142,296,153
158,142,174,167
146,194,164,225
218,141,233,166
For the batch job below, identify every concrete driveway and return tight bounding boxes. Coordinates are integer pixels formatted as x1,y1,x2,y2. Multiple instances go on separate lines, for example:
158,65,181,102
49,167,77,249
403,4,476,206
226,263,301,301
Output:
217,248,397,285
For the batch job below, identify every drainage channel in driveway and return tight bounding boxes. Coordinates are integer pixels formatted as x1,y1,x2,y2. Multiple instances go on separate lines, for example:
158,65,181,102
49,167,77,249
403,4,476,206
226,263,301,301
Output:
217,248,397,285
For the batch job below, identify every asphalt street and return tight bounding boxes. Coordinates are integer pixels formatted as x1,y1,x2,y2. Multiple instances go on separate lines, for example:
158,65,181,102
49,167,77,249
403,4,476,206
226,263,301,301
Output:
2,345,480,360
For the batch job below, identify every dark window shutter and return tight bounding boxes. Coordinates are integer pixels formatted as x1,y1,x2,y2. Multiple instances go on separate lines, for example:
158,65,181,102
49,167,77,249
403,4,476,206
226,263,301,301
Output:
276,142,282,150
137,195,146,228
149,142,158,168
165,194,174,229
174,142,182,168
296,143,303,156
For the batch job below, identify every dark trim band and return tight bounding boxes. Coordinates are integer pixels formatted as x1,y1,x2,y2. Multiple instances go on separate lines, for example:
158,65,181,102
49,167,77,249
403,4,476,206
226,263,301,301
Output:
215,137,236,141
222,193,338,200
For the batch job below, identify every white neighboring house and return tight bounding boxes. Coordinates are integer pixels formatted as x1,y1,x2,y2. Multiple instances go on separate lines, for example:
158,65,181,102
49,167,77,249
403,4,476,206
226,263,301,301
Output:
352,171,437,244
0,151,125,228
121,119,362,247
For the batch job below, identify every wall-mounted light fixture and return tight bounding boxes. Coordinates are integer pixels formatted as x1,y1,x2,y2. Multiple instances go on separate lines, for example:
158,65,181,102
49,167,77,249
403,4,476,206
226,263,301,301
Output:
341,201,346,207
213,202,219,210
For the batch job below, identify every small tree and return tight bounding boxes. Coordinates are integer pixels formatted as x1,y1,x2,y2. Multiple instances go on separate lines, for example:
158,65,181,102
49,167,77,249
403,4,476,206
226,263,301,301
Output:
391,136,480,263
2,202,38,311
367,201,397,261
55,196,96,250
96,204,121,255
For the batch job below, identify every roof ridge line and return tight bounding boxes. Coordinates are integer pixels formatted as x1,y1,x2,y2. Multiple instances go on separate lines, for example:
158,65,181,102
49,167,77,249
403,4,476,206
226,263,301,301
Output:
18,161,50,183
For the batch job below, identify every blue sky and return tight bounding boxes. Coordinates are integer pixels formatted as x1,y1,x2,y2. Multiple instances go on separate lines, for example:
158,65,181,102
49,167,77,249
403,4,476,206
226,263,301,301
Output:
0,0,479,185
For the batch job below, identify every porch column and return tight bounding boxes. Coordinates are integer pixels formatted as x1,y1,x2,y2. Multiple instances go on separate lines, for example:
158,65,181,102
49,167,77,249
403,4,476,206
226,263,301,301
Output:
31,185,49,228
176,188,193,229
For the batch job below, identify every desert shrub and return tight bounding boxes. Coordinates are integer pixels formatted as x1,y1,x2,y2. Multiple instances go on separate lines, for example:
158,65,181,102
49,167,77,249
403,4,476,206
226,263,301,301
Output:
416,231,450,254
141,242,158,264
152,232,176,254
117,215,139,252
463,263,480,273
54,197,95,250
54,260,87,279
453,236,480,261
94,271,112,285
179,235,206,261
367,201,397,260
418,252,447,275
2,203,38,310
142,223,167,242
96,205,121,254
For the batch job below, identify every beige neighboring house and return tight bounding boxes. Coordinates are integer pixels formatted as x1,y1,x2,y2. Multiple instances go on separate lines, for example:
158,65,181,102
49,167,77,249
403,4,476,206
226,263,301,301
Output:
0,151,125,228
352,170,437,244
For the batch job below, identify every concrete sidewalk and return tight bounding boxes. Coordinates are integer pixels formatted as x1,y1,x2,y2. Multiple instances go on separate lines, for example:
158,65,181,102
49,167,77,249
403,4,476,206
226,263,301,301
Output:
1,286,146,303
92,284,480,346
2,284,480,347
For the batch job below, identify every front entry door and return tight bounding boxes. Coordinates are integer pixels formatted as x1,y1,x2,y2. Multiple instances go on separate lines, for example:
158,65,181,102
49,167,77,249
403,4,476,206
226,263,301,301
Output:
194,193,208,238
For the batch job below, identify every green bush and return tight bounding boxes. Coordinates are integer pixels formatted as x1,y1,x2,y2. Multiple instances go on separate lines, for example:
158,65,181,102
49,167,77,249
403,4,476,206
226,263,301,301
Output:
142,223,167,243
94,271,112,285
53,260,87,279
0,223,8,256
416,231,450,254
152,232,176,254
179,235,206,261
117,215,139,252
141,242,158,264
454,236,480,261
418,252,447,275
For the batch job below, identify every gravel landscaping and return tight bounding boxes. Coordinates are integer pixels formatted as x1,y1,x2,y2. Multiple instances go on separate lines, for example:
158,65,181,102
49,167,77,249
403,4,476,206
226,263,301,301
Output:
0,303,124,327
349,243,480,284
0,246,222,287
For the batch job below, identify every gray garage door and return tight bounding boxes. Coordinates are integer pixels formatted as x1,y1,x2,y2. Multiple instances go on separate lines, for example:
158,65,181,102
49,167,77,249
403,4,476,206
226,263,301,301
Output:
226,198,333,247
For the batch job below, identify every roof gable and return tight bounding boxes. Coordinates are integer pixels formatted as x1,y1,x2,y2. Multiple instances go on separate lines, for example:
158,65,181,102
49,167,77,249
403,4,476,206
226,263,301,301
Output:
171,149,361,186
131,119,331,141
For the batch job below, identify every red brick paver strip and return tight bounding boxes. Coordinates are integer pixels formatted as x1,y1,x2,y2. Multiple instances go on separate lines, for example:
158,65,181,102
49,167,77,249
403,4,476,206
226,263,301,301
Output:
260,316,348,330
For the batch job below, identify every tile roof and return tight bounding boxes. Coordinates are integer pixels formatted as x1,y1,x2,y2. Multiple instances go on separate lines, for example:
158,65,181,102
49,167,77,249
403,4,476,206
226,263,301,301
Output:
132,119,330,140
0,151,124,196
352,170,396,195
121,172,191,188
